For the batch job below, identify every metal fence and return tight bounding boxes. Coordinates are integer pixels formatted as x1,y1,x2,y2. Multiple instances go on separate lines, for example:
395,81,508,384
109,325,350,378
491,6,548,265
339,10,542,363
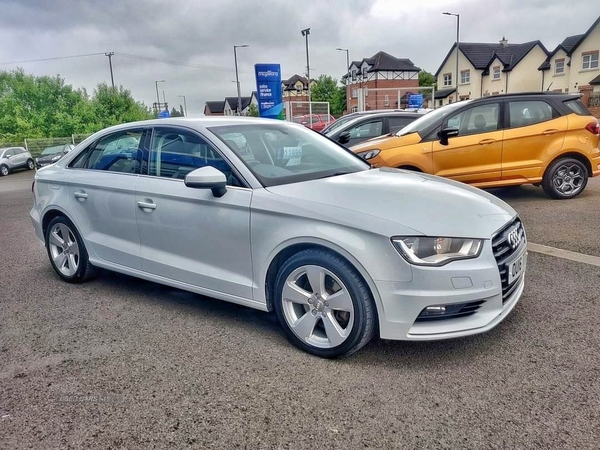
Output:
0,134,91,158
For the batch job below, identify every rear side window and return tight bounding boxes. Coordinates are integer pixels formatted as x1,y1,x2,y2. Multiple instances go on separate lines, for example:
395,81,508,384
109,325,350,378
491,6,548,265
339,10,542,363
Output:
564,99,592,116
508,100,554,128
70,129,144,173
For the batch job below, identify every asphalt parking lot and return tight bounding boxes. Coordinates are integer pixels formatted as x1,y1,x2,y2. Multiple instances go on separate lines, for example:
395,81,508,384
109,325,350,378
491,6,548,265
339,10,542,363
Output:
1,169,599,449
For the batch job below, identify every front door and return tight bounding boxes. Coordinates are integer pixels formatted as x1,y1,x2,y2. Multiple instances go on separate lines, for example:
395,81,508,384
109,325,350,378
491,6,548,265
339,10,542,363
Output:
134,126,253,300
432,102,503,184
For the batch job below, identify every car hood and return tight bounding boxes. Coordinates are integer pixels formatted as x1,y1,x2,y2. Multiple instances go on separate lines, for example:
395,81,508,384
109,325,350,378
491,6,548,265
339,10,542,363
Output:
37,153,63,163
265,168,515,239
350,133,422,153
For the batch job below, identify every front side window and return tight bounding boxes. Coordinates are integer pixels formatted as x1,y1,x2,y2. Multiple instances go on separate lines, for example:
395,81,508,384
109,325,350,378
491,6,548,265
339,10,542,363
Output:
509,100,554,127
445,103,500,136
388,116,416,134
69,128,144,173
555,58,565,75
493,66,501,80
582,51,599,70
149,127,240,185
209,123,368,187
443,73,452,86
460,70,470,84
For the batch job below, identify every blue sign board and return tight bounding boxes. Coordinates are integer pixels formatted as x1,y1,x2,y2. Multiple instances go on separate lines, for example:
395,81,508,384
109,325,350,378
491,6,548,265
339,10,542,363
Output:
407,94,424,109
158,109,170,118
254,63,283,120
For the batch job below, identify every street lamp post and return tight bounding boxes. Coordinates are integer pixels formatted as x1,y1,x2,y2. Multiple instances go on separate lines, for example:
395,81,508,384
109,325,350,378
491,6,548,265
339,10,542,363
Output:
155,80,166,114
301,28,312,121
178,95,187,116
336,47,350,112
234,45,249,116
443,12,460,102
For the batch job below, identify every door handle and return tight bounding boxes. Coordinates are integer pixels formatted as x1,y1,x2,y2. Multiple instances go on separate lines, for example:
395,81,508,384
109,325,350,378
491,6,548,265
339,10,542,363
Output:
137,201,157,211
73,191,88,201
542,129,559,135
478,139,496,145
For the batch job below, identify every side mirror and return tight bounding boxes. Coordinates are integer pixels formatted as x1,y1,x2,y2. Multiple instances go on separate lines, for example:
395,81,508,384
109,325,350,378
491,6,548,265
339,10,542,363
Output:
439,127,460,146
184,166,227,197
338,131,351,145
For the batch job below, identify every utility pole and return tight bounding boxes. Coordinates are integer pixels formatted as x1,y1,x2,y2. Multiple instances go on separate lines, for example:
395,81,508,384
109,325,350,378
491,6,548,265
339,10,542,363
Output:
105,52,115,89
301,28,312,121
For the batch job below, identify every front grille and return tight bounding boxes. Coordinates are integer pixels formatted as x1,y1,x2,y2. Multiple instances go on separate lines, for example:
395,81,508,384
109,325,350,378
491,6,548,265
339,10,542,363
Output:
415,300,486,322
492,217,526,304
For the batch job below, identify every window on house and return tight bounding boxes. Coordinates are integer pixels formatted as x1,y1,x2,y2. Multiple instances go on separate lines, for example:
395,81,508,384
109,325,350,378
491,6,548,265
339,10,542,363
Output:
443,73,452,87
493,66,501,80
384,95,389,106
460,70,470,84
352,69,357,81
582,51,599,70
352,89,358,98
555,58,565,75
351,106,358,113
362,67,367,78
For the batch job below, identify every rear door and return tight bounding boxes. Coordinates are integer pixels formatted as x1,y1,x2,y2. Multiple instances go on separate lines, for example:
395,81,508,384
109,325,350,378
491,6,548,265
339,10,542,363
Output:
501,99,566,181
66,127,146,269
432,102,503,183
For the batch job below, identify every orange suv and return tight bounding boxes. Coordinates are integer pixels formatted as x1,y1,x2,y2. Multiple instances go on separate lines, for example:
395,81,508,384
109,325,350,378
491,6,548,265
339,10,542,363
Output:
350,92,600,199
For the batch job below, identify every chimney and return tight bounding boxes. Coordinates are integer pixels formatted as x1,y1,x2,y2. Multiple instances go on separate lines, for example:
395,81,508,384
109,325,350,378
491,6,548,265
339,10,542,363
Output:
499,36,508,47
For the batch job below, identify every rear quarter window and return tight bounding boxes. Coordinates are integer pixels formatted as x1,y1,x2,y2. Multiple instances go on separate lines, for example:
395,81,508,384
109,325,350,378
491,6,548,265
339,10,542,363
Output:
564,99,592,116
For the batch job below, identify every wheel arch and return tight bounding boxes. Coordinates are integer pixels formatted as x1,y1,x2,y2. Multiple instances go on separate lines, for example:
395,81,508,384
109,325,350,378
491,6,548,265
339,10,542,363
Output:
397,165,423,172
263,241,381,329
543,152,592,178
41,208,75,241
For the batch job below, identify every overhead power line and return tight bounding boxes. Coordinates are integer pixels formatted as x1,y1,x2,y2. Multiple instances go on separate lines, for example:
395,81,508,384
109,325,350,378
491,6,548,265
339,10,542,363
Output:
0,51,251,73
0,52,107,65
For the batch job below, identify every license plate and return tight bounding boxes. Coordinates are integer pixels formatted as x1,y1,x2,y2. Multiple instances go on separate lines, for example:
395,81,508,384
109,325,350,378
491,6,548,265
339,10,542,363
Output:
507,250,527,284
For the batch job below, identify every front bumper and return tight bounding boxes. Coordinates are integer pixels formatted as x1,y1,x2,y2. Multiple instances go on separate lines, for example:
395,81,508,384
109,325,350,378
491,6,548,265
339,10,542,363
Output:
375,241,526,341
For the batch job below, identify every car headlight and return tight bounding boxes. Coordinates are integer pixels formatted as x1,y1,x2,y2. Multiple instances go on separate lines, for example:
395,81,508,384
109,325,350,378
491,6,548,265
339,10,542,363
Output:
392,236,483,266
51,154,62,161
356,149,380,160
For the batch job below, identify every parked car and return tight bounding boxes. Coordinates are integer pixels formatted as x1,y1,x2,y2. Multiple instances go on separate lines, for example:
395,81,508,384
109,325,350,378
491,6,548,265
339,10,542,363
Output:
0,146,35,176
324,110,430,147
320,108,433,135
350,92,600,199
31,117,526,358
293,114,336,132
35,144,75,169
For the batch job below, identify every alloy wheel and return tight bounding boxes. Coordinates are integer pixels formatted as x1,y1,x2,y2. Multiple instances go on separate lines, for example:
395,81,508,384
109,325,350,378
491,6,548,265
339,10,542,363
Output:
48,223,80,277
552,162,585,196
281,264,354,349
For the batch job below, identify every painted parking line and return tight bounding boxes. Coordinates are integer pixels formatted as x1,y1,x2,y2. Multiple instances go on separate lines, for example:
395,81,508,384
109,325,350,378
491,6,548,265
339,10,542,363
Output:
528,243,600,267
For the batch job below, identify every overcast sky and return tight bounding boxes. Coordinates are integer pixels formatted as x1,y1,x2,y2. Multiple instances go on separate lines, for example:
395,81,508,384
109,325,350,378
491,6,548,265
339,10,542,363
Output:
0,0,598,116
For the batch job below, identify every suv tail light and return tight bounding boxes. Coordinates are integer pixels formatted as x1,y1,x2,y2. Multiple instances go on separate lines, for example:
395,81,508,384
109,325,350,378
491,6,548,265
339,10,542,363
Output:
585,121,600,135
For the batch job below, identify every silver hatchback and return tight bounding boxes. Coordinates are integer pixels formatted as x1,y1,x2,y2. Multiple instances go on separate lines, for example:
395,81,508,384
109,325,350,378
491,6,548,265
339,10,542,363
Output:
30,118,527,358
0,146,35,176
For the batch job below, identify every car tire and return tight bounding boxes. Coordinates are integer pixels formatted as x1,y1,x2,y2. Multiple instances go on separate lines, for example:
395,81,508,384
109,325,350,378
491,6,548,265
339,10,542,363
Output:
273,248,375,358
45,216,98,283
0,164,8,176
542,157,588,199
27,159,35,170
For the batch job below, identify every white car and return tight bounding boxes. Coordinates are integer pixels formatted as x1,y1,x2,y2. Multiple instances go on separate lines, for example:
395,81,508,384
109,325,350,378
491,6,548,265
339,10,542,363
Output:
30,117,527,358
0,146,35,176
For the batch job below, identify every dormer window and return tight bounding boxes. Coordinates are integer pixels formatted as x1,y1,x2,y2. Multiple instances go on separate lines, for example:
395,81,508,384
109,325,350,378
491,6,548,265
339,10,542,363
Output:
493,66,501,80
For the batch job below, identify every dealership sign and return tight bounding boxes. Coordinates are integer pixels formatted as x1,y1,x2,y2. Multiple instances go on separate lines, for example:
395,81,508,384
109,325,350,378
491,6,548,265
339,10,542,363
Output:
254,63,284,120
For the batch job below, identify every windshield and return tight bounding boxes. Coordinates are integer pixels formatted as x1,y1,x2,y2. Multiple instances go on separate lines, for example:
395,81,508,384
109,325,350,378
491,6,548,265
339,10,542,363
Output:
41,146,65,155
397,101,469,137
208,122,369,187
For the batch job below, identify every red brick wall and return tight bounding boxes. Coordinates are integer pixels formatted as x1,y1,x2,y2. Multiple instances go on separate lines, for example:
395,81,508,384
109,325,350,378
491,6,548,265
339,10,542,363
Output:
346,78,419,112
579,85,600,119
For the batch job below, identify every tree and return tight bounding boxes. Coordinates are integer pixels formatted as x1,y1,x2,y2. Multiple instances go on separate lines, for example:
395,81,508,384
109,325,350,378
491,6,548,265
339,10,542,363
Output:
311,74,338,104
247,103,259,117
419,71,436,87
170,107,184,117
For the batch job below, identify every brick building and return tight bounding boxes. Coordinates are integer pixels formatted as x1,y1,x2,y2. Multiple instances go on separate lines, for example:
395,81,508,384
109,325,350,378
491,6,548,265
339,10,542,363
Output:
342,51,421,113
